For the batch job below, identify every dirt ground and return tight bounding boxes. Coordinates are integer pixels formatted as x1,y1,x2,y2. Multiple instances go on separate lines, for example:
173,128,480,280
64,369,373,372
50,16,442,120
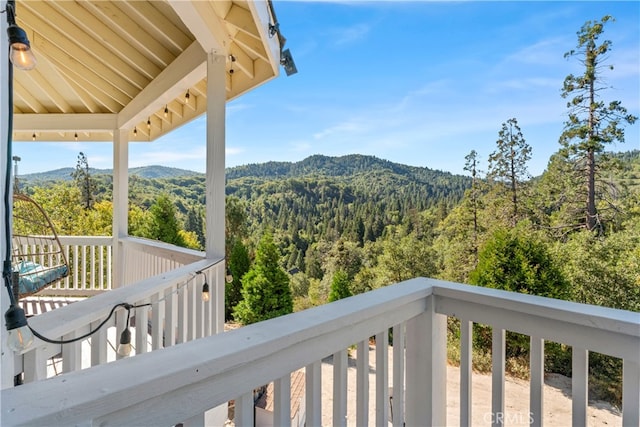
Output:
319,345,622,426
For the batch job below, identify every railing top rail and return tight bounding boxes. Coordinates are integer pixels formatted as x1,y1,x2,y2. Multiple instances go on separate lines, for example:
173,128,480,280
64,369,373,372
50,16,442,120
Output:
429,279,640,338
2,278,433,426
22,257,223,354
120,236,205,263
56,235,113,245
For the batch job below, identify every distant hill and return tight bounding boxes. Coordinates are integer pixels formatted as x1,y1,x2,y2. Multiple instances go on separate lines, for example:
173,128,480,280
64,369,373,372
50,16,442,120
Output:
226,154,458,181
20,165,203,183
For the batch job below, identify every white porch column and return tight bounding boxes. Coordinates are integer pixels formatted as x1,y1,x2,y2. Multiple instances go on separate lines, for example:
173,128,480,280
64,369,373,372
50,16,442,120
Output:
202,50,227,427
112,129,129,288
1,0,14,389
205,51,226,334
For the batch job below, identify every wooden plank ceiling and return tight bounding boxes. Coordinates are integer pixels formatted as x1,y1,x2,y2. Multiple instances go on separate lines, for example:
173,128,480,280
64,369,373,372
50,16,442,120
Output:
10,0,281,142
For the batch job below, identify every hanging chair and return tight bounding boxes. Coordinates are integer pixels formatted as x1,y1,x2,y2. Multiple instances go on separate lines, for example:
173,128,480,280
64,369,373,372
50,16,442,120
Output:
11,193,69,298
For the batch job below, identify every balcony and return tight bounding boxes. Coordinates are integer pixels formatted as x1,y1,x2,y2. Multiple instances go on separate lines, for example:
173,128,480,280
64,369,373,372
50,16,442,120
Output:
1,237,638,426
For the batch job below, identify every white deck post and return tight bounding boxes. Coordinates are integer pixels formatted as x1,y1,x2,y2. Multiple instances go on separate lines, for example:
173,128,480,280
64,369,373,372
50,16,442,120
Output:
0,0,14,389
405,295,446,427
112,129,128,289
205,51,226,335
204,50,228,427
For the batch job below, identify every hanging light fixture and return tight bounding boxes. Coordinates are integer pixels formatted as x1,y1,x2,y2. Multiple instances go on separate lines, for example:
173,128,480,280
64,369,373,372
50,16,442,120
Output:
5,0,37,70
117,306,132,357
147,118,151,130
74,132,78,141
133,127,137,137
164,105,168,118
184,89,190,104
201,278,210,302
229,55,236,75
5,300,34,352
31,133,35,141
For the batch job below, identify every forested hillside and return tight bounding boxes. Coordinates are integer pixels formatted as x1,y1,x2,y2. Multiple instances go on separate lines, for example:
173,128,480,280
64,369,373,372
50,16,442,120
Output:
18,148,640,404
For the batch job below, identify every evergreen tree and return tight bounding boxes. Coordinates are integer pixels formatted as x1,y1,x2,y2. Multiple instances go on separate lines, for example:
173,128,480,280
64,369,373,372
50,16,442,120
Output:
328,270,352,302
560,15,637,232
233,232,292,325
469,226,569,300
71,152,96,209
149,194,185,246
184,206,205,249
226,239,251,321
488,118,531,226
463,150,483,261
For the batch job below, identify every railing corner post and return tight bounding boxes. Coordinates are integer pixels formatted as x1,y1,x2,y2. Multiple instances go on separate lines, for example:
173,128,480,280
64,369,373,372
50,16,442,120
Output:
405,294,446,427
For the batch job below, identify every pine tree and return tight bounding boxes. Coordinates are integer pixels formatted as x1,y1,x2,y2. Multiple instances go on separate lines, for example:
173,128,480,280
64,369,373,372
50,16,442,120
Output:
560,15,637,232
328,270,352,302
488,118,531,226
71,152,95,209
233,232,292,325
226,240,250,321
149,194,185,247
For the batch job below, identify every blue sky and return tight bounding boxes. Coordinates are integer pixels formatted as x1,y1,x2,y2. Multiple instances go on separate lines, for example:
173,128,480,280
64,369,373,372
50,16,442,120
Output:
15,1,640,177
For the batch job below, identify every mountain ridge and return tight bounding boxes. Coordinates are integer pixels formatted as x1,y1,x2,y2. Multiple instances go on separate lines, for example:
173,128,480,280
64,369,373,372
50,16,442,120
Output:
19,154,466,183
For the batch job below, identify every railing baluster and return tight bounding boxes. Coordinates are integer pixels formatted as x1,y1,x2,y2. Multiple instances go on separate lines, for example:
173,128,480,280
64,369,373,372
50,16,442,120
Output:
90,319,108,366
572,347,588,426
530,336,544,427
274,374,291,427
73,245,79,290
196,274,204,339
23,347,47,382
81,245,87,290
333,349,348,427
90,245,96,290
356,339,369,426
460,319,472,427
491,328,505,427
188,278,196,341
235,391,254,427
622,358,640,426
203,269,212,337
305,361,322,426
135,300,149,354
164,285,176,347
151,293,163,350
376,330,389,426
392,322,405,427
106,245,112,290
177,283,186,344
62,329,82,373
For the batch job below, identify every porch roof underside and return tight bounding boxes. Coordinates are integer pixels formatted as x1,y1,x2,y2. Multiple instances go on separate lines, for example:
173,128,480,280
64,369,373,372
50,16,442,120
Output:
9,0,281,143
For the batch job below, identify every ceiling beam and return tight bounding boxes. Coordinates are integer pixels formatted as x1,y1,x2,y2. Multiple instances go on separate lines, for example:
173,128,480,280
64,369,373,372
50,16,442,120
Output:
14,114,117,132
117,41,207,130
168,0,230,54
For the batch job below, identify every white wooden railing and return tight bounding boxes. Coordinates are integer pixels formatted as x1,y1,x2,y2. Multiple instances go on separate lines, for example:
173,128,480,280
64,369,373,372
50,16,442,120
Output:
120,236,206,286
3,278,638,426
36,236,113,296
11,256,224,383
29,236,205,296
